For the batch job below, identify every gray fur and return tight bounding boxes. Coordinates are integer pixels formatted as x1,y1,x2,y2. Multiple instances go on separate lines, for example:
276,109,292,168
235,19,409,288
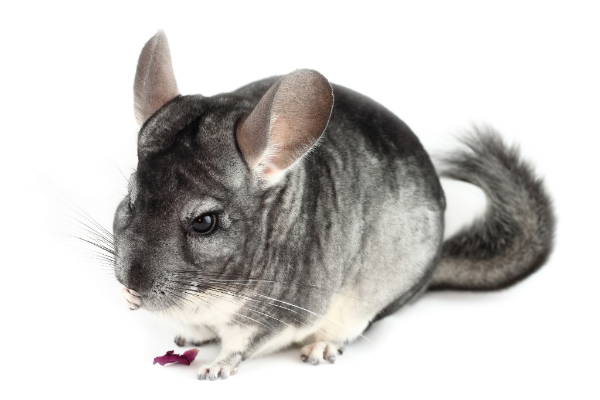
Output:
429,128,555,290
110,33,555,376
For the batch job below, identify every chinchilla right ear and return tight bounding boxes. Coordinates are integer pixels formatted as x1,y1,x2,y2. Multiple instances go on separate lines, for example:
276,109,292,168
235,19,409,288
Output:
235,69,334,186
134,31,180,125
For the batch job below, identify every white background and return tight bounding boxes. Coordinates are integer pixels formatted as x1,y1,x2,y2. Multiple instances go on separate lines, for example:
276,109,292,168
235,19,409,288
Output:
1,1,598,399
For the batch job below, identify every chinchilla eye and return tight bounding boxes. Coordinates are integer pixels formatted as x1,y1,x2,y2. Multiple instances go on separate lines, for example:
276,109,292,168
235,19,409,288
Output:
191,213,217,235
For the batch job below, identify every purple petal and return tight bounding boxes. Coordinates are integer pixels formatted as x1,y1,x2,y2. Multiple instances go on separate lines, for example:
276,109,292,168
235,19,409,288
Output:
182,349,199,363
153,349,199,366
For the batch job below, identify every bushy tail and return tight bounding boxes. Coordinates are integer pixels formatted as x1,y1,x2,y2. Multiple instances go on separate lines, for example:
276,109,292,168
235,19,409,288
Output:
429,128,555,291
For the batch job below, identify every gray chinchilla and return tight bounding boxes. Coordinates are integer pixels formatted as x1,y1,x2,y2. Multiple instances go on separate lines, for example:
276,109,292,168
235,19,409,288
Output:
112,31,555,380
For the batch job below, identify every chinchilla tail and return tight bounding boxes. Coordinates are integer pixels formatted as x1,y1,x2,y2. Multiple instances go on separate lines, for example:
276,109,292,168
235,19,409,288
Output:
429,127,555,291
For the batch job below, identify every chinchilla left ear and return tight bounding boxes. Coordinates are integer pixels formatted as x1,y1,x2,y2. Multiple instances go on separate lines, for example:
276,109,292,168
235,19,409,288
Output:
134,31,180,125
235,69,334,186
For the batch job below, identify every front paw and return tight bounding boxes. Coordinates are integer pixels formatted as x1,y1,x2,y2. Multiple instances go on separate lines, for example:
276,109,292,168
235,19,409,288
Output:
197,353,242,380
197,361,238,380
300,341,343,365
122,287,142,310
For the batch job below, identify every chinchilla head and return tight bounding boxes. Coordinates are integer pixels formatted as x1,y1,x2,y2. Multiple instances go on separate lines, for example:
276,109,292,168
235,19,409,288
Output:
113,32,333,311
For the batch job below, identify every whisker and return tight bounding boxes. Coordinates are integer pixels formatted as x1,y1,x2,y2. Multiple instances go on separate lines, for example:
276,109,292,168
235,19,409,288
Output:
178,288,271,330
78,227,115,249
69,206,114,240
75,236,116,256
172,279,323,332
186,285,293,329
172,280,283,330
73,217,114,242
170,270,367,303
203,280,369,341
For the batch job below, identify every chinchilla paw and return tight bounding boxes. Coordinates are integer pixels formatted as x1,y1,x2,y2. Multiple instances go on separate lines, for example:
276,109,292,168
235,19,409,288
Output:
300,341,343,365
197,360,239,380
122,287,142,310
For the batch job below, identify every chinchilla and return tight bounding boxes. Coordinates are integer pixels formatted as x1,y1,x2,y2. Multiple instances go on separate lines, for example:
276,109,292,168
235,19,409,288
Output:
109,31,555,380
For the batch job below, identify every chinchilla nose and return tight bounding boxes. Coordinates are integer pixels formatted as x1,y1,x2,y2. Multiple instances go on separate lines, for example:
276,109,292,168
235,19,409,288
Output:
123,260,153,294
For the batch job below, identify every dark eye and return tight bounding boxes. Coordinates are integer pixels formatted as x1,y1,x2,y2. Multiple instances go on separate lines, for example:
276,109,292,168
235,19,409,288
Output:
191,213,218,235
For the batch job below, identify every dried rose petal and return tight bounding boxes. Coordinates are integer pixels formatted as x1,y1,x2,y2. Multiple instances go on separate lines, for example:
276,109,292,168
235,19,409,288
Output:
153,349,199,366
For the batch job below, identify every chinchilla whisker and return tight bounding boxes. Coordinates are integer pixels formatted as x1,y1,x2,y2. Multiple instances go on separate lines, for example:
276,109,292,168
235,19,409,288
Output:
160,287,194,312
70,206,114,239
93,257,116,269
180,289,268,330
117,165,132,184
78,230,115,251
79,240,119,274
81,225,114,245
167,276,344,334
174,280,318,330
163,287,193,307
172,270,340,292
211,291,294,329
179,285,282,330
223,310,265,330
172,272,370,306
171,280,263,306
230,303,292,329
172,270,325,290
94,263,116,273
200,283,304,316
93,252,115,262
169,278,317,326
164,286,193,303
75,235,115,253
164,297,185,313
76,236,116,256
166,299,184,312
250,291,370,341
73,216,114,242
222,309,275,330
71,217,115,250
89,249,114,261
213,292,341,336
193,286,294,328
93,257,117,271
71,223,115,257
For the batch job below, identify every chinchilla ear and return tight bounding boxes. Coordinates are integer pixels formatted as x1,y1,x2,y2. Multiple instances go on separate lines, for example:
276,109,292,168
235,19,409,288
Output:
235,69,334,185
134,31,180,125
